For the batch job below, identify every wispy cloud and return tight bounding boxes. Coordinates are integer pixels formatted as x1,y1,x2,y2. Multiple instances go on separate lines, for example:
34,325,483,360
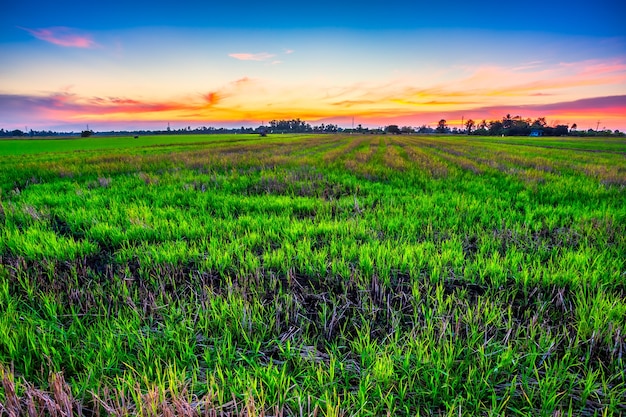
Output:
20,27,97,48
232,77,253,86
332,99,377,107
228,52,275,61
521,95,626,113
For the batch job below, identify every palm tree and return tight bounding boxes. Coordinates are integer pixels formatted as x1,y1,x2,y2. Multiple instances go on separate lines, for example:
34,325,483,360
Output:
502,114,513,129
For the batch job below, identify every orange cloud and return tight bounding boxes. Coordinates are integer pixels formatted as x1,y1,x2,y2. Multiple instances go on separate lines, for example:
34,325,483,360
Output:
228,52,275,61
20,27,96,48
203,92,220,106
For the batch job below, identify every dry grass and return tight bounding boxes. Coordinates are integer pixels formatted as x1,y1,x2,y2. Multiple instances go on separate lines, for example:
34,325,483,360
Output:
1,365,312,417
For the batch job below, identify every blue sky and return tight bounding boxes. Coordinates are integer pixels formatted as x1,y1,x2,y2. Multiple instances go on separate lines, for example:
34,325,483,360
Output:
1,0,625,131
3,0,624,35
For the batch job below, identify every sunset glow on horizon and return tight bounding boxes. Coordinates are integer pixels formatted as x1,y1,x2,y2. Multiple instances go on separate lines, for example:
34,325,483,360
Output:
2,1,625,132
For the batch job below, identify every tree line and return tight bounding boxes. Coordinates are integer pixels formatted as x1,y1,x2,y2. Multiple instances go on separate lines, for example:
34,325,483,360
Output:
418,115,622,137
267,119,339,133
1,115,622,137
462,115,571,136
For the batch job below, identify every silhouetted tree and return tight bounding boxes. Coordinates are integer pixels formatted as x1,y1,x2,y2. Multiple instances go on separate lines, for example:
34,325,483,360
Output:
465,119,475,134
386,125,401,134
508,118,531,136
502,114,513,129
436,119,447,133
531,117,547,129
269,119,311,133
552,125,569,136
488,121,504,136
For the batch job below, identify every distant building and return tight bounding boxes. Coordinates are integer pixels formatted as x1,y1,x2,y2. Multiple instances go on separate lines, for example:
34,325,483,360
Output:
530,129,543,137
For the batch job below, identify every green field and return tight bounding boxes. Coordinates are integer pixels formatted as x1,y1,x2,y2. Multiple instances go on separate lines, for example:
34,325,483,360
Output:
1,134,625,416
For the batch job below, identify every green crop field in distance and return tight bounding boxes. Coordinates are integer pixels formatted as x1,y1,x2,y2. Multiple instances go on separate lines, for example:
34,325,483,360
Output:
0,134,624,416
0,133,314,156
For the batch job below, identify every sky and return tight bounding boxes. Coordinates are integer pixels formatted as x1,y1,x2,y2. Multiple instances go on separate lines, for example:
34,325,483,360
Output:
1,0,625,132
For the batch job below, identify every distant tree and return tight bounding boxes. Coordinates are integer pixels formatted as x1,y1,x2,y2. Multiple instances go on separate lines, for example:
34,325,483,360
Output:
385,125,401,134
436,119,447,133
81,130,93,137
531,117,547,128
570,123,577,131
400,126,414,134
465,119,475,134
502,114,513,129
488,121,504,136
324,124,338,133
269,118,311,133
553,125,569,136
509,118,531,136
474,127,489,136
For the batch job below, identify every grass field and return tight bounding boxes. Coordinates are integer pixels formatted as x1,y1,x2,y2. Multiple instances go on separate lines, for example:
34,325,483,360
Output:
1,133,625,416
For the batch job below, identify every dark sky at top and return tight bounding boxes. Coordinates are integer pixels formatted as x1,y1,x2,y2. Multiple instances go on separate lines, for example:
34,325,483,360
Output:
2,0,625,37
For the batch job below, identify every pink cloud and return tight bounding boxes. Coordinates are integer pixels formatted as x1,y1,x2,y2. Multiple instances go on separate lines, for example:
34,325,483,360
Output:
20,27,96,48
228,52,275,61
232,77,253,87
